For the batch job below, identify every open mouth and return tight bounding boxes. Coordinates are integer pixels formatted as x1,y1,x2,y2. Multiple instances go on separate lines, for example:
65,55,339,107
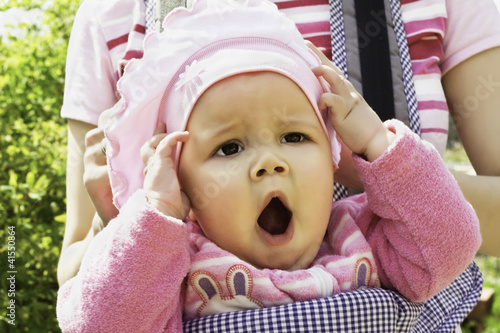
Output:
257,197,292,235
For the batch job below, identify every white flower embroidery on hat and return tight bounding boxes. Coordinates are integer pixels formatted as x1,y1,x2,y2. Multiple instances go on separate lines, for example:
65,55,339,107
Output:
175,60,206,91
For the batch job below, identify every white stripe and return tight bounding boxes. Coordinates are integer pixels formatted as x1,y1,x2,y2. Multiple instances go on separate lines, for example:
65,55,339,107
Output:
413,74,446,100
411,56,441,64
253,277,275,288
330,213,351,244
340,230,363,255
419,109,449,127
280,8,329,24
278,276,315,291
416,93,447,103
190,256,240,271
401,3,446,22
325,251,373,270
300,32,330,39
102,14,132,29
308,267,333,298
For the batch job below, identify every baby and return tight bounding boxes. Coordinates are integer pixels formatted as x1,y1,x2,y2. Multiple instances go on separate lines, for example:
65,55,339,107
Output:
57,0,481,332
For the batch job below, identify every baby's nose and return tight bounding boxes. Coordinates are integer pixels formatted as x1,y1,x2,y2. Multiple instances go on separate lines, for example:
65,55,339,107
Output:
250,151,289,181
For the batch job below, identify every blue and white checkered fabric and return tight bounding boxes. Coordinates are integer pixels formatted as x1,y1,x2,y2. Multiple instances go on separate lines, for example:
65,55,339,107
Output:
387,0,420,136
145,0,155,34
329,0,348,77
183,262,482,332
330,0,420,203
414,262,483,333
333,182,348,202
184,288,422,332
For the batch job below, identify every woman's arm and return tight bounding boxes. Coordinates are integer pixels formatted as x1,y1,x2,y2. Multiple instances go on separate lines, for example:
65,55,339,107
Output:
57,119,97,286
57,120,122,285
443,46,500,257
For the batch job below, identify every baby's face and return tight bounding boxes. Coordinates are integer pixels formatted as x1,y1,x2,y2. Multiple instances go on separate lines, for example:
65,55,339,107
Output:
179,72,334,271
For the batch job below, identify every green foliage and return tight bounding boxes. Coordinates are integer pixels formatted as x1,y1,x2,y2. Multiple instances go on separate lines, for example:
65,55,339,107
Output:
0,0,80,331
460,256,500,333
475,255,500,332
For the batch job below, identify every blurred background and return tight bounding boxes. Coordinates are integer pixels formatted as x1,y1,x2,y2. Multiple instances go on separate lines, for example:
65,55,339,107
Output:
0,0,499,332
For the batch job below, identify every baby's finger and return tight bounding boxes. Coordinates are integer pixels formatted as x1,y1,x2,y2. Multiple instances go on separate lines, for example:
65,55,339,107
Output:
312,65,351,97
155,131,190,159
143,132,189,177
318,92,347,113
141,134,168,164
305,41,345,77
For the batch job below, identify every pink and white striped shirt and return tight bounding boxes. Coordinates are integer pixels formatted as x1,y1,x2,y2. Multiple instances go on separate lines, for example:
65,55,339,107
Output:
273,0,332,59
400,0,500,154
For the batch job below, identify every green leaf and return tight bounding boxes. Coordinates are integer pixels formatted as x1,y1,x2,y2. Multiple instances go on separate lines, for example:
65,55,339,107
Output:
33,173,48,190
8,169,18,187
55,213,66,223
26,171,36,188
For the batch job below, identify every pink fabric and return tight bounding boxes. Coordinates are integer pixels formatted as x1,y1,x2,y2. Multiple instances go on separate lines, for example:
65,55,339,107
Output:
441,0,500,74
57,191,189,332
57,120,481,332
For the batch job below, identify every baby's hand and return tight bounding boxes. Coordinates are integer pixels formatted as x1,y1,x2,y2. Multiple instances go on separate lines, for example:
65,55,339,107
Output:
312,65,395,162
142,128,191,220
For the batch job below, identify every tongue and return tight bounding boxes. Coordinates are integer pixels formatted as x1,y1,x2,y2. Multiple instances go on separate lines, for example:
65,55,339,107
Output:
258,198,292,235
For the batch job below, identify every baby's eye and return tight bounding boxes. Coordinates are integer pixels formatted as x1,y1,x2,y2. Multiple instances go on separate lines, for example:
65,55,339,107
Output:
281,133,306,143
215,142,242,156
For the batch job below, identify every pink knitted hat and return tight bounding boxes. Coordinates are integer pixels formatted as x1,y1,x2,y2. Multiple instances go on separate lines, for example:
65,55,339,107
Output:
104,0,341,208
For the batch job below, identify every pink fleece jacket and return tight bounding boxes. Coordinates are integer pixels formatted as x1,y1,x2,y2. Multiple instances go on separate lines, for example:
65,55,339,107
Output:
57,120,481,332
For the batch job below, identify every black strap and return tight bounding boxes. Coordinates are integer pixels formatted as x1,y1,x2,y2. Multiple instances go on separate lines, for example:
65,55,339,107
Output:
354,0,395,122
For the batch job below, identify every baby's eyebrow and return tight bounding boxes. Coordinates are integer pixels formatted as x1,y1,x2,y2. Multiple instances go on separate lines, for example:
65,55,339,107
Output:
272,117,323,132
200,119,242,138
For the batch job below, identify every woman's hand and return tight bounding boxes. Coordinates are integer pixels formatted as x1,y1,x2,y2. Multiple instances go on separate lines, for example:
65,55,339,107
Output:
142,125,191,220
83,127,119,225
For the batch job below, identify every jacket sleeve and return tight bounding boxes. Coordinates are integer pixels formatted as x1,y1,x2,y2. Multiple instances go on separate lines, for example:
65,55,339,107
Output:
353,120,481,303
57,190,190,332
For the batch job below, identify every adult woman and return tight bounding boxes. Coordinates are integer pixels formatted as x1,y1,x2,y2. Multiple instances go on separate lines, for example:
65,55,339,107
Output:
57,1,500,329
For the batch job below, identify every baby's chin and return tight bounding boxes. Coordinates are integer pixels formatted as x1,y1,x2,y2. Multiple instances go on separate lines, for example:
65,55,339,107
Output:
243,252,315,271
